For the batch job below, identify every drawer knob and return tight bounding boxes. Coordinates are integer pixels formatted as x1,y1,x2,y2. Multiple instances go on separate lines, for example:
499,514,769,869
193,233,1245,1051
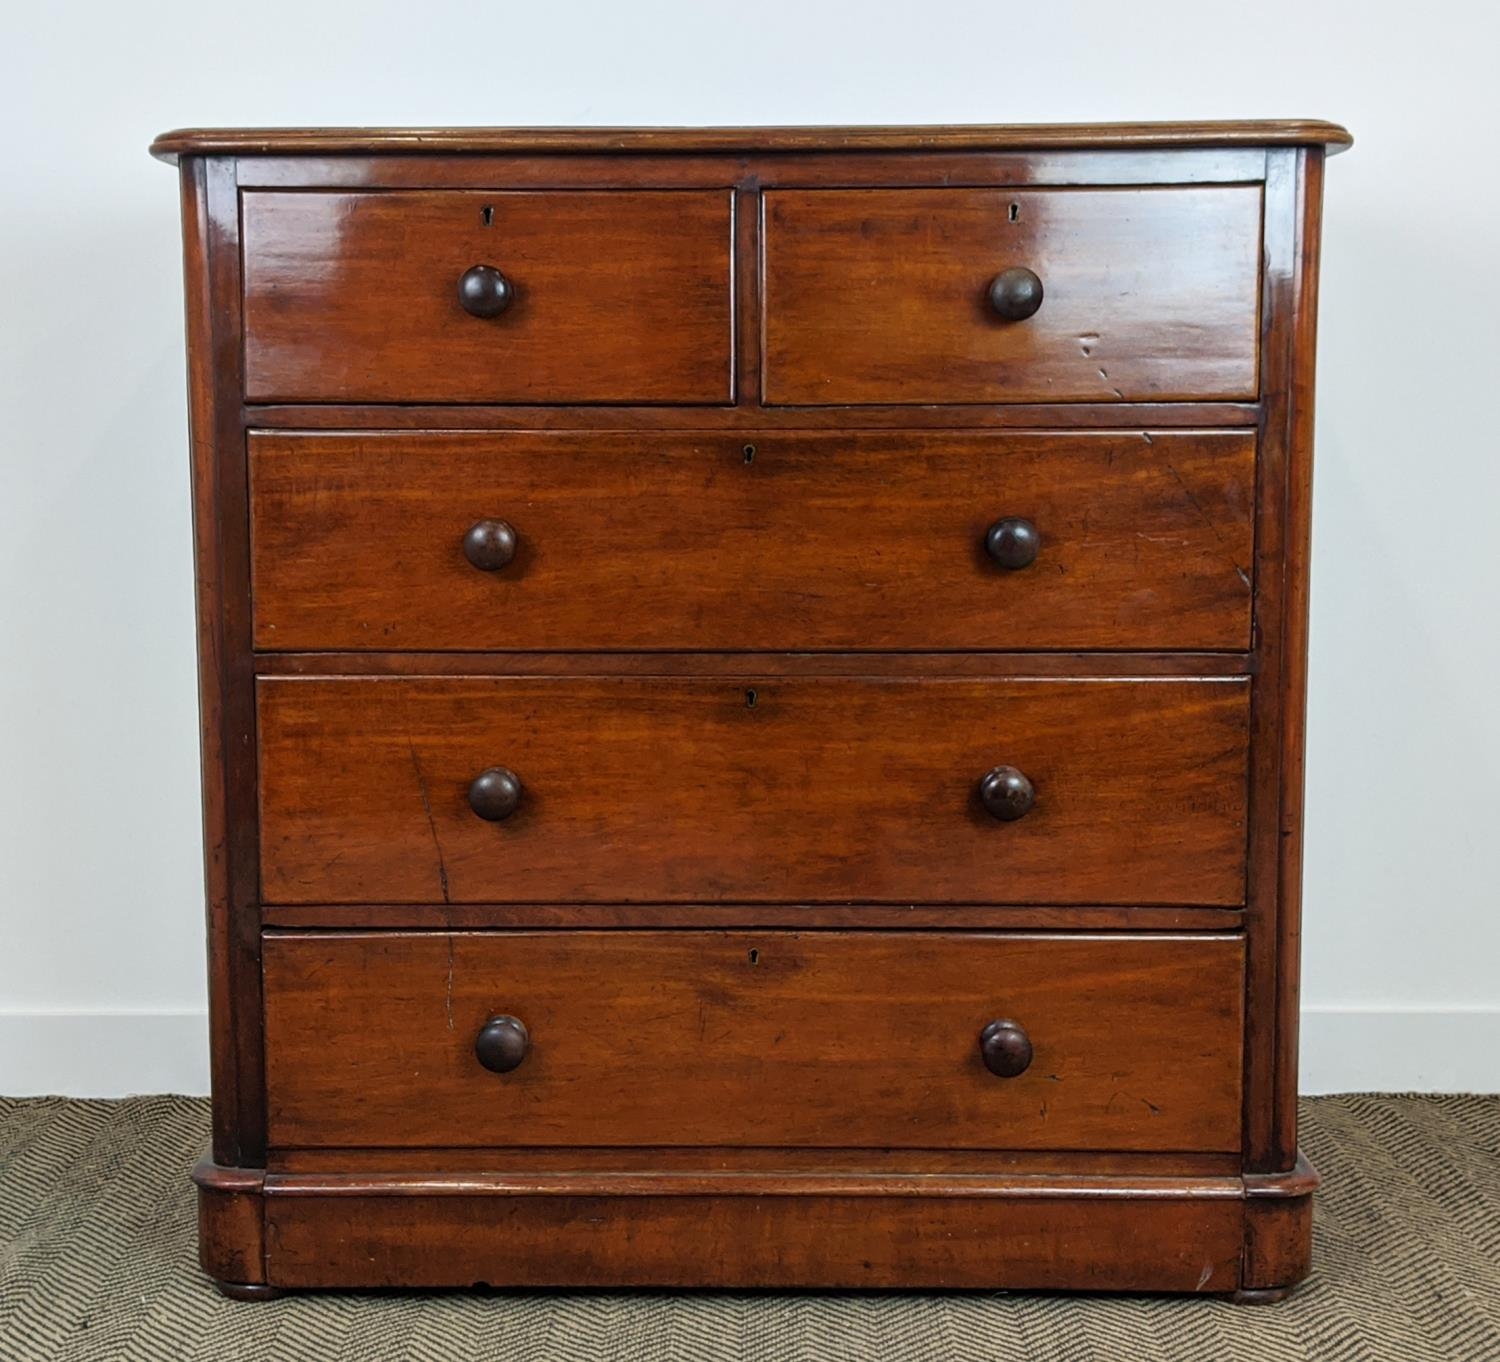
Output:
985,517,1040,570
979,765,1035,821
458,264,514,318
987,267,1044,321
463,519,518,571
468,766,522,821
475,1014,530,1073
979,1019,1033,1077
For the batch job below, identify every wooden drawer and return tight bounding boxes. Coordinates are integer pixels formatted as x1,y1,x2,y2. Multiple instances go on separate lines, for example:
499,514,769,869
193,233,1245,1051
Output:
263,931,1245,1151
249,429,1254,652
761,187,1262,405
241,191,734,403
257,676,1249,906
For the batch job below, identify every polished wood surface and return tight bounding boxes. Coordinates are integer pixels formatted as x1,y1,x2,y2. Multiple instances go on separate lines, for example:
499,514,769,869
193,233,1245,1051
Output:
248,430,1255,652
256,676,1250,905
267,1146,1244,1176
762,188,1262,404
242,190,733,403
161,122,1338,1298
263,931,1244,1151
263,1185,1246,1292
150,119,1353,161
259,903,1247,932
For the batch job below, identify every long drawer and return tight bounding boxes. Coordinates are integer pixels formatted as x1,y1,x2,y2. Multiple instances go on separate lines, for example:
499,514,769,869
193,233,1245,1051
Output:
256,676,1250,906
263,930,1245,1151
248,430,1255,652
761,186,1263,405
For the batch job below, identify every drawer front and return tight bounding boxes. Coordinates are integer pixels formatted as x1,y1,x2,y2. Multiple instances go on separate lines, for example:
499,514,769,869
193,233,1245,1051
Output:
242,191,734,403
257,677,1249,905
249,430,1254,652
263,931,1245,1151
762,187,1262,405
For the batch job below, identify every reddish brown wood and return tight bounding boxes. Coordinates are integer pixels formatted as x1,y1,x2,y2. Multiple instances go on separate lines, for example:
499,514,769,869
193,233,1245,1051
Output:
160,122,1339,1298
1242,148,1324,1173
762,188,1262,404
263,930,1243,1150
267,1147,1244,1176
256,676,1250,905
192,1159,266,1286
176,158,265,1167
248,402,1259,430
256,651,1255,679
1242,1153,1320,1292
1273,150,1326,1170
262,1185,1244,1292
258,903,1246,931
242,191,733,403
228,148,1268,192
248,430,1254,652
150,120,1353,161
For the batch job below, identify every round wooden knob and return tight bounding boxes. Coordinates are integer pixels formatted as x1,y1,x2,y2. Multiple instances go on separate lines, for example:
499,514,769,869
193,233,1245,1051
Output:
985,517,1040,570
463,519,518,571
475,1015,529,1073
987,267,1044,321
980,1019,1033,1077
468,767,522,821
979,766,1035,821
458,264,513,318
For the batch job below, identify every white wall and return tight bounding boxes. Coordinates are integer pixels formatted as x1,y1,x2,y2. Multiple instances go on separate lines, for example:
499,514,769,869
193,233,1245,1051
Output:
3,0,1498,1095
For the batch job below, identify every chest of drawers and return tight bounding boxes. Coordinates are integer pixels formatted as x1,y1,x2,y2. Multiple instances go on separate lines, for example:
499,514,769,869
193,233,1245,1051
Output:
153,120,1348,1301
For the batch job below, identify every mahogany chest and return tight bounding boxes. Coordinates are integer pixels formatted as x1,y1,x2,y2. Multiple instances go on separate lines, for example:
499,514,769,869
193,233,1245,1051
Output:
153,120,1349,1300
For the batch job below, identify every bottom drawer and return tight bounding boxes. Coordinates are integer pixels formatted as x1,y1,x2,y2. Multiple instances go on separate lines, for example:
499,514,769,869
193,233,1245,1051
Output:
264,931,1244,1153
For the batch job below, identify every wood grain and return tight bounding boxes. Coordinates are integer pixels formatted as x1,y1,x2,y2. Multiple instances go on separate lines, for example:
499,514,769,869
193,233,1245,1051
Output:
762,187,1263,405
248,429,1255,652
157,122,1341,1298
150,119,1353,161
256,676,1251,906
262,930,1244,1150
259,904,1244,931
241,190,733,403
227,148,1270,192
263,1182,1245,1291
247,402,1260,430
176,157,266,1167
255,651,1255,679
268,1147,1243,1176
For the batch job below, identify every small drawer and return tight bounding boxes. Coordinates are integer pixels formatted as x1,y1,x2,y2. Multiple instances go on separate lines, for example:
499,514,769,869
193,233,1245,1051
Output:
263,930,1245,1151
761,187,1262,405
248,429,1254,652
241,190,734,403
256,676,1250,906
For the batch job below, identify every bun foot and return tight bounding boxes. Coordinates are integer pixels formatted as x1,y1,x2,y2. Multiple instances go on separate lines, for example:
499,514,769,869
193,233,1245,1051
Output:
214,1280,283,1301
1231,1285,1294,1305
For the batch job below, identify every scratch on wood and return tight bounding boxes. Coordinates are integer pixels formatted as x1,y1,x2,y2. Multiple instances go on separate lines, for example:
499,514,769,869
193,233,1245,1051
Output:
1160,456,1253,589
406,732,451,905
444,934,455,1032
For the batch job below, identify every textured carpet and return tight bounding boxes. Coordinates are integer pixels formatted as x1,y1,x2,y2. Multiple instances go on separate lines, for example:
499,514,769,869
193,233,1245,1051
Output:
1,1095,1496,1361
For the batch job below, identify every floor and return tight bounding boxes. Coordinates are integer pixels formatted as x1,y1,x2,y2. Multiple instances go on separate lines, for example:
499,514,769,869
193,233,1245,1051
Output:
1,1094,1496,1360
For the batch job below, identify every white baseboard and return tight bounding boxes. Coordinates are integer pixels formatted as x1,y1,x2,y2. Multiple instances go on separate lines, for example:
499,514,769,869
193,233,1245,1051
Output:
2,1007,1497,1098
0,1010,210,1097
1298,1006,1500,1094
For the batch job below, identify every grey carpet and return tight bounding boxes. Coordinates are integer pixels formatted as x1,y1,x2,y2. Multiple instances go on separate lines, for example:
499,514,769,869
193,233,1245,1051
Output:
1,1095,1496,1361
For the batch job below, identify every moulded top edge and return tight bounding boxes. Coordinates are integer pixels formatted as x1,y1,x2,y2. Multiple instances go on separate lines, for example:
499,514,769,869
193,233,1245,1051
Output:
150,120,1354,163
